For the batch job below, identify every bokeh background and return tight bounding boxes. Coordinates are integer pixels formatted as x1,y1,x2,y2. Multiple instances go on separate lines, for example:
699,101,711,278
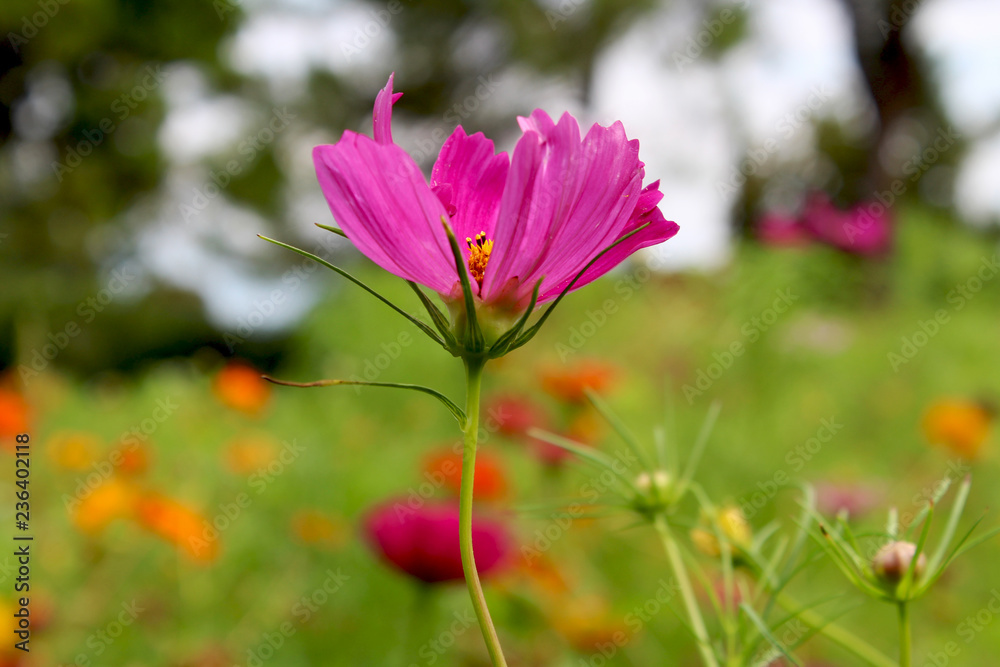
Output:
2,0,1000,664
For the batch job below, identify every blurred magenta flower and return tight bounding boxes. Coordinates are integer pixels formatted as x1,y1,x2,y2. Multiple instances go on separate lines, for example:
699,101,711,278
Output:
756,212,810,247
313,74,679,313
364,499,511,584
800,192,892,255
757,192,892,256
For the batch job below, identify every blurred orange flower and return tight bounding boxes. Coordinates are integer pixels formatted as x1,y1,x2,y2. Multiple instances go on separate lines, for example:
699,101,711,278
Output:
135,493,218,563
0,388,30,439
213,362,270,415
47,431,101,471
517,553,572,599
291,509,348,548
922,399,993,459
223,435,278,474
73,479,137,534
565,408,605,445
117,442,152,476
540,360,618,404
423,449,508,502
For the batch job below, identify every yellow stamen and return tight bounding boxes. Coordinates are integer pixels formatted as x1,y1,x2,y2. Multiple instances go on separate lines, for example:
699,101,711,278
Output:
466,231,493,289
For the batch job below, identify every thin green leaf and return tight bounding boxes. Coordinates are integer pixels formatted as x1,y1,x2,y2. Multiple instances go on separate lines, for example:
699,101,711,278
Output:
926,474,971,576
258,236,446,347
584,388,655,472
900,501,935,598
906,477,952,534
488,279,541,358
527,428,641,495
740,603,802,666
314,222,348,237
509,222,651,350
681,401,721,486
887,507,899,540
262,375,466,426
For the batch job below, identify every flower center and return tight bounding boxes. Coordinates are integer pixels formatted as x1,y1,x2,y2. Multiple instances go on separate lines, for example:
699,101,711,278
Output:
466,232,493,289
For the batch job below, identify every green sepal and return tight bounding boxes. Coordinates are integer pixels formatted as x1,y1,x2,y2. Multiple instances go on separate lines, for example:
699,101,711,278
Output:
263,375,466,426
487,278,541,358
314,223,348,238
440,218,485,355
407,281,459,353
506,222,650,353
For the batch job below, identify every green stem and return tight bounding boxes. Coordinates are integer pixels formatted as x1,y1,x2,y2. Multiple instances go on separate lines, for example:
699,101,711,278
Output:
773,592,896,667
654,515,720,667
898,602,911,667
459,358,507,667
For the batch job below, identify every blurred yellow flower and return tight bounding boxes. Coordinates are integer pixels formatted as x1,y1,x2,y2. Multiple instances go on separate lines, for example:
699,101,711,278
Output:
212,361,271,415
291,509,348,548
223,435,278,474
73,479,137,534
135,493,219,563
551,595,628,654
47,431,101,471
922,399,993,459
690,505,752,558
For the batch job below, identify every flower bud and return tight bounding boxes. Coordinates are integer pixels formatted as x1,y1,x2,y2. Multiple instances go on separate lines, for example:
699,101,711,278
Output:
636,470,670,494
872,541,926,583
690,505,752,557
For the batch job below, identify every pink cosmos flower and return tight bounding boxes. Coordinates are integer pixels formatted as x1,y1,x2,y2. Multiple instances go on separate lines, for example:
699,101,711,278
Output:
756,212,810,247
313,74,678,313
799,192,892,256
364,499,511,584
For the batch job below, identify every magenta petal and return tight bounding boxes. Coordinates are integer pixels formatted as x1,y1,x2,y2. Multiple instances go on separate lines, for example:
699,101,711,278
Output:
313,132,456,294
483,111,644,305
541,180,679,299
372,73,403,145
431,127,509,276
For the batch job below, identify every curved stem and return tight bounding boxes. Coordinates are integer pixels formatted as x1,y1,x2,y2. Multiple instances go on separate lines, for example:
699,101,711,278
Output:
773,591,896,667
654,515,720,667
459,358,507,666
898,602,911,667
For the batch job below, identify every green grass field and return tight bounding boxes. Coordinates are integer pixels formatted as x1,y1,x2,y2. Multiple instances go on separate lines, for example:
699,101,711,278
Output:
18,204,1000,666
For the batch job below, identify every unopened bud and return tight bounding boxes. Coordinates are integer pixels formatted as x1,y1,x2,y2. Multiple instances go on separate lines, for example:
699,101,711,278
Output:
636,470,670,494
873,541,926,583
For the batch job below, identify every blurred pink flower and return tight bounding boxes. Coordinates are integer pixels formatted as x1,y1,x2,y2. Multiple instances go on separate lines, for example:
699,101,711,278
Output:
815,481,882,519
800,192,892,255
363,499,511,584
756,213,810,247
313,74,678,312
